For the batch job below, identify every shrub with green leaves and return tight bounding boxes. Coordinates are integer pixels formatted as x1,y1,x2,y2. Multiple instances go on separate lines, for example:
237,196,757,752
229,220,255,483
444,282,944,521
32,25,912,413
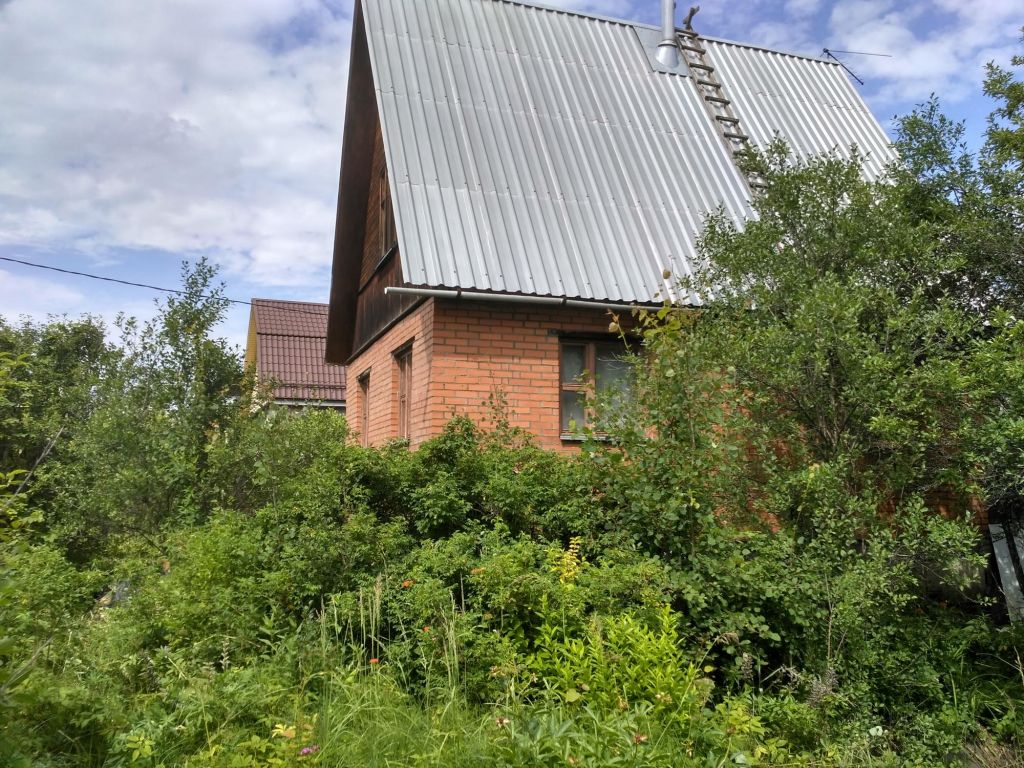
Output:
585,115,1024,753
2,40,1024,766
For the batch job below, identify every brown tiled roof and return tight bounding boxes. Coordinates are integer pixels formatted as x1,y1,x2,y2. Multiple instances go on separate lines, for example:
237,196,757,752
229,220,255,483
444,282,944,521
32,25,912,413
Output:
251,299,346,404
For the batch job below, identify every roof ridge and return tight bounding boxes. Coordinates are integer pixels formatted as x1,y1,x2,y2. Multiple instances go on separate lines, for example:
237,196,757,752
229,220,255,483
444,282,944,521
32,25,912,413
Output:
491,0,836,65
251,298,328,307
494,0,636,29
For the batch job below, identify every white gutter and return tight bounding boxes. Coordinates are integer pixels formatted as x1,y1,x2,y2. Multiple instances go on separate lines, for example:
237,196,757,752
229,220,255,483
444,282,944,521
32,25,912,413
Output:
384,285,666,313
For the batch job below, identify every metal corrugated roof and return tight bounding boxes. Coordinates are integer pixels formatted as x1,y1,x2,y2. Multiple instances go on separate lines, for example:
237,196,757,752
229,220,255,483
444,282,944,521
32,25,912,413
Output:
363,0,896,305
702,39,894,177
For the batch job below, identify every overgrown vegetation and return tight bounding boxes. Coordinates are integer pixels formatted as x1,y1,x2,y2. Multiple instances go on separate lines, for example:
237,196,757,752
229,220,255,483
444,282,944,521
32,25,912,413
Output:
2,40,1024,768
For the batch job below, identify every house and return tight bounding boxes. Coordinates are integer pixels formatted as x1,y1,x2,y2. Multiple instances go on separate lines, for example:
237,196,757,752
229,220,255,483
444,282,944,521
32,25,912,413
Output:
324,0,895,449
246,299,346,410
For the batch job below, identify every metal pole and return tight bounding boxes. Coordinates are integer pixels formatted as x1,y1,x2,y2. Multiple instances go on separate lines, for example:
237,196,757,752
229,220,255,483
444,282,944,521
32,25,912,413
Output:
656,0,678,67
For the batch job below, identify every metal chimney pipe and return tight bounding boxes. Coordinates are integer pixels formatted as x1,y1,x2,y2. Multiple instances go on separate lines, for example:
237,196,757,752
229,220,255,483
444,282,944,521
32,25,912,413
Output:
656,0,679,67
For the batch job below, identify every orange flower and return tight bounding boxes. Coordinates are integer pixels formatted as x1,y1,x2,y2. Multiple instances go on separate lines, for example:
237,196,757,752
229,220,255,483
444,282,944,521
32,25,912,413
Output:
422,626,431,633
401,579,414,588
369,657,379,665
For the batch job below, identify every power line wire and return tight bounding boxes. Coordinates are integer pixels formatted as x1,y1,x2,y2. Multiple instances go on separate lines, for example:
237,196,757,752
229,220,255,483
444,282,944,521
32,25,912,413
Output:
825,49,892,57
0,255,330,317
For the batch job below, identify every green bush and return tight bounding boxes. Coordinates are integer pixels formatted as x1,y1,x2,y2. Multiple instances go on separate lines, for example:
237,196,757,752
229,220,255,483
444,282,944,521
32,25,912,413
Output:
3,46,1024,760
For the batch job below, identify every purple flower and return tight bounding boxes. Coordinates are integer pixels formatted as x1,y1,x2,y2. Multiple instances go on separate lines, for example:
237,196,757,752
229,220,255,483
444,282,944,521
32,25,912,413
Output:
299,744,320,756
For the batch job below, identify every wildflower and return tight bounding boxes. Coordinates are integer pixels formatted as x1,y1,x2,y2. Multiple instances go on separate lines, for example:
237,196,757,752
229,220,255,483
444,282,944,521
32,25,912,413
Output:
740,653,754,681
369,657,379,665
633,733,649,745
470,567,486,575
402,579,414,588
299,744,320,756
272,724,296,740
495,716,511,728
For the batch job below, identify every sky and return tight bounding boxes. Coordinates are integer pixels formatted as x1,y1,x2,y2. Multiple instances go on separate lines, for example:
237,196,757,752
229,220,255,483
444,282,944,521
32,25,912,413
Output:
1,0,1020,350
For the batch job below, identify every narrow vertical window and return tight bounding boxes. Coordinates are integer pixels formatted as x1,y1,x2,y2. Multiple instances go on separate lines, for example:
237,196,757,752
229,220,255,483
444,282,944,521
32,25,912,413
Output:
379,167,397,258
358,372,370,446
395,346,412,440
560,339,630,438
560,342,587,435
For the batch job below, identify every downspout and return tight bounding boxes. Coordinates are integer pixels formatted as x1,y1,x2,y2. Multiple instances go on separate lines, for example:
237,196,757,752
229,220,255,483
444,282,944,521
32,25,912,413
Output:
655,0,679,67
384,285,666,313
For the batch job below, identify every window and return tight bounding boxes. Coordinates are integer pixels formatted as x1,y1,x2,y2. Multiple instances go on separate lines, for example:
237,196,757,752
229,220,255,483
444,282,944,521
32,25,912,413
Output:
395,345,412,440
379,167,397,258
560,339,631,437
358,372,370,446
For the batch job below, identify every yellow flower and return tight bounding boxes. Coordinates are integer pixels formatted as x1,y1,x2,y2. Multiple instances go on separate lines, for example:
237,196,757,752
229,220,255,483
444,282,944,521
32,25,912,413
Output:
272,724,296,740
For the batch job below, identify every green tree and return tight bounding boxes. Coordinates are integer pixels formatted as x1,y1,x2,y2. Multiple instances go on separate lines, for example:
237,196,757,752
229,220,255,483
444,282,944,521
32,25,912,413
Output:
984,29,1024,182
0,316,108,474
584,41,1024,750
45,259,245,560
589,136,1021,747
605,142,986,542
894,30,1024,314
893,34,1024,510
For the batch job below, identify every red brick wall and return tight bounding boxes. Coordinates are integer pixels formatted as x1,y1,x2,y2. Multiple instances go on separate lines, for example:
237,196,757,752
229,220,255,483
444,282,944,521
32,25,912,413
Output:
347,297,623,450
430,300,618,450
347,299,435,447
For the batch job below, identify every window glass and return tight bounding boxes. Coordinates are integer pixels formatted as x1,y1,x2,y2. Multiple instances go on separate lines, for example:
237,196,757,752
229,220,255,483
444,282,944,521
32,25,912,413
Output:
380,168,397,258
358,373,370,446
559,338,633,438
395,347,411,440
560,390,586,434
561,344,586,383
595,344,630,394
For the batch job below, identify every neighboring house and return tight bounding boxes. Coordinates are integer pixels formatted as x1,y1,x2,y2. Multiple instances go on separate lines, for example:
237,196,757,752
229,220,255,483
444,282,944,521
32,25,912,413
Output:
246,299,346,410
325,0,895,449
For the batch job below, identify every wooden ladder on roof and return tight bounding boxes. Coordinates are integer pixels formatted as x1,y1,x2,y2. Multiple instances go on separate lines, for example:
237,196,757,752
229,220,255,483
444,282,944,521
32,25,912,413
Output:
676,29,766,194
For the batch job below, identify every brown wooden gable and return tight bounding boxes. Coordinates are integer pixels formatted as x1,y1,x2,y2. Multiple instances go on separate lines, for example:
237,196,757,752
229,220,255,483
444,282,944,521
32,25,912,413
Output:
359,121,388,290
350,121,418,356
325,0,375,364
325,0,417,364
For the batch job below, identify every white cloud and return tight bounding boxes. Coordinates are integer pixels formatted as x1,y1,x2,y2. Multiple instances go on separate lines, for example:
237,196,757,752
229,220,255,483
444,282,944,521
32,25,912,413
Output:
747,20,817,54
0,268,85,321
541,0,640,18
0,0,1018,319
0,0,351,290
825,0,1020,108
785,0,823,18
685,0,1018,118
